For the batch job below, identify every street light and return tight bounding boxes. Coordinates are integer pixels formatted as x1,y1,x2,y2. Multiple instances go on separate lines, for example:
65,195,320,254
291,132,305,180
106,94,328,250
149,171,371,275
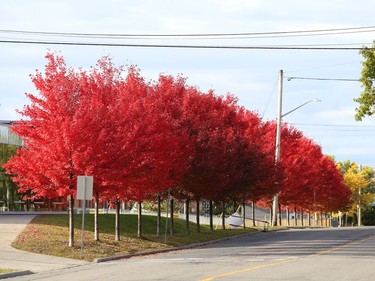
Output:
271,69,321,227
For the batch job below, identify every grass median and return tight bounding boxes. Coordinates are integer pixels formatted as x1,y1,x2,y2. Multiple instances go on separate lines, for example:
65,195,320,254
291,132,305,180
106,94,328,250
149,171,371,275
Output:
12,214,259,261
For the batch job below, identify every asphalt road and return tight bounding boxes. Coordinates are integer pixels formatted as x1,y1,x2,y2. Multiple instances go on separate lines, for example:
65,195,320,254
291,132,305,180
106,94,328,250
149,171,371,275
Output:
13,226,375,281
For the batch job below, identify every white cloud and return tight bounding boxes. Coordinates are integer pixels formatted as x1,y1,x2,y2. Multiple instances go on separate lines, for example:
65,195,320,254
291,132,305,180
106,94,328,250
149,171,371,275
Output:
159,18,212,33
315,108,356,120
207,0,262,13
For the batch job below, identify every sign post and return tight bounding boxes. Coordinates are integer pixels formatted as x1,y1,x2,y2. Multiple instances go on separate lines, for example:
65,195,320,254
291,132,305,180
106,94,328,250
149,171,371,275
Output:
77,176,93,258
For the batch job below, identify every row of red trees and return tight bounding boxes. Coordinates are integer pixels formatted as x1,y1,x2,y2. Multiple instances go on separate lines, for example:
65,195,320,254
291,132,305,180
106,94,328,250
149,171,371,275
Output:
4,53,351,244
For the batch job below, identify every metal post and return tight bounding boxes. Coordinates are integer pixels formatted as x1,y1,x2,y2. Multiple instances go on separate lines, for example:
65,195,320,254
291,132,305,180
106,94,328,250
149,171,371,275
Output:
80,177,86,258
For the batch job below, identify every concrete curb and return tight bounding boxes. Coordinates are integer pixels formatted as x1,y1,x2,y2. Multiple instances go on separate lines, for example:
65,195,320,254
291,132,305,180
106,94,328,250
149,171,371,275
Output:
0,270,34,279
94,229,265,263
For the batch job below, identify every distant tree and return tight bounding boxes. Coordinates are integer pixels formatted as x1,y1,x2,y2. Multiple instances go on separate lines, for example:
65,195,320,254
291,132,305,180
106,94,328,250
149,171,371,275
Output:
361,166,375,194
340,163,373,224
355,41,375,120
337,160,357,174
278,134,321,210
314,156,351,213
267,124,352,221
0,143,19,209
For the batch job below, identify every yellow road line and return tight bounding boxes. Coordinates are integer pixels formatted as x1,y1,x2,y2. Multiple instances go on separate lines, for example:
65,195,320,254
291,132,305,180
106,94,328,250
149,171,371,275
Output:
200,234,375,281
309,234,375,258
200,258,297,281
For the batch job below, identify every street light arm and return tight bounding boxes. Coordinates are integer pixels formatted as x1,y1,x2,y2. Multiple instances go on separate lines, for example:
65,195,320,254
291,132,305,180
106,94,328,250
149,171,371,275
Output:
281,99,321,118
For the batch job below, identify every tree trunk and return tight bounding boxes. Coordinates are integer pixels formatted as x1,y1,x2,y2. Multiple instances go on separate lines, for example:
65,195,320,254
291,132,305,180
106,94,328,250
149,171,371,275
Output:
346,212,348,226
170,198,174,236
222,201,226,230
164,191,169,243
308,211,311,226
278,203,282,226
286,206,290,226
252,201,256,227
301,209,304,226
209,200,214,231
270,206,273,226
329,212,332,227
294,207,297,226
115,200,120,241
6,185,11,210
157,195,161,236
185,199,190,235
196,199,200,233
242,202,246,229
94,193,99,241
138,201,142,238
69,195,74,247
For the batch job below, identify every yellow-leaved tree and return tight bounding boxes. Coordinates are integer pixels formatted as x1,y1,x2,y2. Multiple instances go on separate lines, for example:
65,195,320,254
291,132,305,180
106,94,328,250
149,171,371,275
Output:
341,164,373,226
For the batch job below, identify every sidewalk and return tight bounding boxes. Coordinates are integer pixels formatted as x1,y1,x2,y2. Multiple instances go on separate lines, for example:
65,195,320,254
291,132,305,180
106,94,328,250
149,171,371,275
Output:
0,214,89,276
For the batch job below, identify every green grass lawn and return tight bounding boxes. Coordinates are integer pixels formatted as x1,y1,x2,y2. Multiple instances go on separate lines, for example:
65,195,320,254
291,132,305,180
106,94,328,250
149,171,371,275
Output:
0,269,15,273
12,214,259,261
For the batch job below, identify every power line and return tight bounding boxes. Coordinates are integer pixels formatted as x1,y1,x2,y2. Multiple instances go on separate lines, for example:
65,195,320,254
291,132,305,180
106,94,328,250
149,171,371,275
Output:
294,123,375,128
1,25,373,49
286,76,359,81
285,61,359,74
306,129,375,132
1,25,375,39
0,39,371,50
293,123,375,132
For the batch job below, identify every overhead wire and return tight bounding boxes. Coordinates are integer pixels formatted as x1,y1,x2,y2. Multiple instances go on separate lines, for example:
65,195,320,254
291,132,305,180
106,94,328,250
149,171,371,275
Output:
291,123,375,134
0,25,375,38
0,25,374,49
261,78,279,118
0,40,372,50
284,61,360,74
294,123,375,128
285,76,359,81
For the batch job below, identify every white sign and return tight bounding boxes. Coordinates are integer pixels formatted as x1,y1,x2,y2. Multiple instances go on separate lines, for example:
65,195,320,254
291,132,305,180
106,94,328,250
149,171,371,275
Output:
76,176,93,200
76,175,93,258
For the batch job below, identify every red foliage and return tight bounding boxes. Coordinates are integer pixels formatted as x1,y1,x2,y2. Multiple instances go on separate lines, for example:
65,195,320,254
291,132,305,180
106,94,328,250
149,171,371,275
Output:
4,52,351,214
267,122,351,212
5,53,82,199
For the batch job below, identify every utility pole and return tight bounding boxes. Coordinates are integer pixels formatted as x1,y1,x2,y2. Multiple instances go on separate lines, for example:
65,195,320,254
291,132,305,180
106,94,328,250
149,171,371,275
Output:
271,69,321,227
272,69,283,227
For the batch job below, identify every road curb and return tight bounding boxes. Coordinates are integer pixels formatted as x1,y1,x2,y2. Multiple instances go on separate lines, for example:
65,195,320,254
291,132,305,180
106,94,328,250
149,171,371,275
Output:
0,270,34,279
94,229,264,263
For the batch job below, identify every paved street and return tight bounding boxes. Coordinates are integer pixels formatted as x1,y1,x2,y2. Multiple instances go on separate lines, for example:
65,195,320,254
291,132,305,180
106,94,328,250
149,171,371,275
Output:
9,226,375,281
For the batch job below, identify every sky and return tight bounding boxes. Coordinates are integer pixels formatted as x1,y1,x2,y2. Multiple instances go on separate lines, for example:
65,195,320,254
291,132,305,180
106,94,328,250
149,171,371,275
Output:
1,0,375,166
